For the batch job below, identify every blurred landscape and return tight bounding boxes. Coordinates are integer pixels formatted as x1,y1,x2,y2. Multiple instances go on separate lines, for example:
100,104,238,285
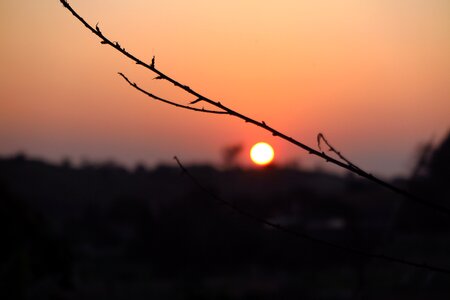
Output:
1,132,449,299
1,1,449,299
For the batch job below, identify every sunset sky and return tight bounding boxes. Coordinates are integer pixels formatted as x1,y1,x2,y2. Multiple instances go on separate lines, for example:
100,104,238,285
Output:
1,0,449,177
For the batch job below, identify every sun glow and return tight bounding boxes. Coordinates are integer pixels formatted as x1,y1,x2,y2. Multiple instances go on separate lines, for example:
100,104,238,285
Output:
250,142,275,166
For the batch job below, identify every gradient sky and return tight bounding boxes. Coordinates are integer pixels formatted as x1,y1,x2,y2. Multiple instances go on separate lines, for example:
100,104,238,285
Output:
1,0,449,177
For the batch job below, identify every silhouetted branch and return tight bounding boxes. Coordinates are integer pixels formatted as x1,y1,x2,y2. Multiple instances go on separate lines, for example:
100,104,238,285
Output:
59,0,450,217
317,133,363,172
173,156,450,275
118,73,226,114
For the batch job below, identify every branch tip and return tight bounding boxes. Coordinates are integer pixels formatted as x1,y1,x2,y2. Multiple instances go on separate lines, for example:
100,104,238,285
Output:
317,133,324,151
190,98,203,105
151,56,155,68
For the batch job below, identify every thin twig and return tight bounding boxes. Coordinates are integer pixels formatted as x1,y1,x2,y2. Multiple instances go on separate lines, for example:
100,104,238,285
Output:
173,156,450,275
317,133,363,172
118,73,226,114
59,0,450,217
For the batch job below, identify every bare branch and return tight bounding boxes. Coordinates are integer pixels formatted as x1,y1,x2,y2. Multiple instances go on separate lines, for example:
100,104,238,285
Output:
118,73,226,115
318,133,363,172
60,0,450,217
174,156,450,275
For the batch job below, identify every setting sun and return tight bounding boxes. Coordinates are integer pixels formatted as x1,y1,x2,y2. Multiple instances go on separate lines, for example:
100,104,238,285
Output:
250,142,275,166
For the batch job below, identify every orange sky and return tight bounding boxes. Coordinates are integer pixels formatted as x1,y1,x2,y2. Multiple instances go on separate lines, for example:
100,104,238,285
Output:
1,0,449,176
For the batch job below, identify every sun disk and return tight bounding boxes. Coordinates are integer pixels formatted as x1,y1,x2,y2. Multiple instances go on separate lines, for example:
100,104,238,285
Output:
250,142,275,166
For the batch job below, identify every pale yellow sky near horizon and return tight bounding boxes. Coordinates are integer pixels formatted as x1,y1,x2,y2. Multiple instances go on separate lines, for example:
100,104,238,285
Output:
0,0,449,176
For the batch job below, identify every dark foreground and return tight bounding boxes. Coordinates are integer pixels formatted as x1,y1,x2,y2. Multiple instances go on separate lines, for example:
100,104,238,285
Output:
1,134,449,299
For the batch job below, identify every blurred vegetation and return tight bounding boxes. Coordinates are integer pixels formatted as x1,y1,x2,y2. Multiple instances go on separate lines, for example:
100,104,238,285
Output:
0,132,449,299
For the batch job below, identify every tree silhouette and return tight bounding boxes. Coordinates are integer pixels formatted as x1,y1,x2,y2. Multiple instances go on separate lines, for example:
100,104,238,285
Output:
399,132,450,232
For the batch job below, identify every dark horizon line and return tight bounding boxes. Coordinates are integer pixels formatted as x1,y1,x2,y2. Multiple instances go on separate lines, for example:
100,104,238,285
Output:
0,151,378,178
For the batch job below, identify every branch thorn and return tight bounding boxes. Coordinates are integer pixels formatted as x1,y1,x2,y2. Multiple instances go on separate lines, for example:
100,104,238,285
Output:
151,56,155,68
